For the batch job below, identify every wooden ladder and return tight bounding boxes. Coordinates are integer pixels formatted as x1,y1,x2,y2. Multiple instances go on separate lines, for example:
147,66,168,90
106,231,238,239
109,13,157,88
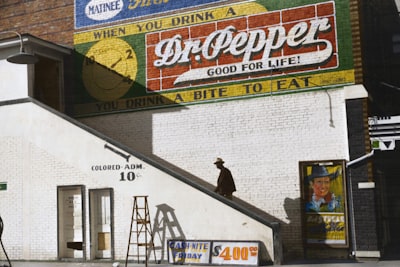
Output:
125,196,156,267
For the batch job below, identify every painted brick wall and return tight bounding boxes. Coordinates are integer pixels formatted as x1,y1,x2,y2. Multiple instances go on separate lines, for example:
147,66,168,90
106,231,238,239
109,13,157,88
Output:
0,102,277,263
1,137,24,259
0,0,361,260
346,98,378,252
0,137,87,260
80,87,351,258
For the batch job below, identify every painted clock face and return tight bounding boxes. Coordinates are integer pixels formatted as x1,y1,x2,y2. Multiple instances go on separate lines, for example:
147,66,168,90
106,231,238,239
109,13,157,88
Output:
82,38,138,102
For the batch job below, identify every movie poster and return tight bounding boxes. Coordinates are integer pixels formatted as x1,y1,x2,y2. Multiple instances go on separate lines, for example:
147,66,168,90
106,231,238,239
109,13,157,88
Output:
300,160,348,247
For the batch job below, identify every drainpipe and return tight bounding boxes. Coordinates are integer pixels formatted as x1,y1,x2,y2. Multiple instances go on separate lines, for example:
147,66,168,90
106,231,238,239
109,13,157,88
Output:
346,150,375,257
346,150,374,167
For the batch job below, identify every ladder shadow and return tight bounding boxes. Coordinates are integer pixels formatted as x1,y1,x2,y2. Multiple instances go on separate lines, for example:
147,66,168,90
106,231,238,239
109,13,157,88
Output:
151,203,186,264
146,156,287,264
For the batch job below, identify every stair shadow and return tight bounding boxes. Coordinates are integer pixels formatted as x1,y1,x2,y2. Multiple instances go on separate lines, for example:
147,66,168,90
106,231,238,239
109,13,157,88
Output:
146,155,287,265
150,202,280,265
150,155,285,225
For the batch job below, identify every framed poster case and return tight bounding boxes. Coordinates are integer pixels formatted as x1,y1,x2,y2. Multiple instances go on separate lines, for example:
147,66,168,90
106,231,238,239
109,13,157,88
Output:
300,160,349,248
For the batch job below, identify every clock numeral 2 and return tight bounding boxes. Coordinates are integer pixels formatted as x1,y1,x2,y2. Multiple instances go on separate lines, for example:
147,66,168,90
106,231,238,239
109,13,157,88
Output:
126,49,134,59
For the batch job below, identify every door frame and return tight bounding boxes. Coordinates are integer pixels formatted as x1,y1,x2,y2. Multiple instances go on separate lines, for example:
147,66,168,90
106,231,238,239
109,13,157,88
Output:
57,185,86,260
89,188,115,260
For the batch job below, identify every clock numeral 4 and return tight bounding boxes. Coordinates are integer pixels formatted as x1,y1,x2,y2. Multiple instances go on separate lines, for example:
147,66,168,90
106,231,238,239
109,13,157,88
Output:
123,75,133,83
85,55,95,65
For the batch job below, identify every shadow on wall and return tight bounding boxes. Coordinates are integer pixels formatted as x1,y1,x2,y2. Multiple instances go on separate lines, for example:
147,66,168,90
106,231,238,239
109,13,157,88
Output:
285,197,344,261
150,156,290,265
283,197,304,260
151,203,275,265
70,50,190,120
152,203,186,263
70,50,290,261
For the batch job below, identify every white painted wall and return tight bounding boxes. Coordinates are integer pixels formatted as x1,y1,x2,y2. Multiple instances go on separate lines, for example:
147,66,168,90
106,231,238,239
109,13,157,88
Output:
0,59,28,101
79,88,350,258
0,102,275,262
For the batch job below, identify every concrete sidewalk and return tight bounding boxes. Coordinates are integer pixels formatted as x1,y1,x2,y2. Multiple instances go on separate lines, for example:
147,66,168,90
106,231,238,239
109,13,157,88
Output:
4,260,400,267
282,259,400,266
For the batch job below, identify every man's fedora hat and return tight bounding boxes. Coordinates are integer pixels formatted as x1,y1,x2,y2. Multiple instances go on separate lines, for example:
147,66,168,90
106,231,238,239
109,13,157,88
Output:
214,157,225,164
307,165,339,182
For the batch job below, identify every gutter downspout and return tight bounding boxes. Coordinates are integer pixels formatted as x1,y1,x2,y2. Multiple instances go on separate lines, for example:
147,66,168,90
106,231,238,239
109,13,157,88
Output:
346,150,374,167
346,150,375,257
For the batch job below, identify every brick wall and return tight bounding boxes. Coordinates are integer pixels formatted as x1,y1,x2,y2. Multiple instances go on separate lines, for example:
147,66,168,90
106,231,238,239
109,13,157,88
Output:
0,102,278,262
346,98,378,252
0,137,24,259
0,0,74,46
0,0,363,261
80,87,351,259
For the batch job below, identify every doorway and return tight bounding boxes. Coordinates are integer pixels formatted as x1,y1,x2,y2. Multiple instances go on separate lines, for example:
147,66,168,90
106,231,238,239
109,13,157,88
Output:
34,56,63,111
89,188,114,259
57,186,85,259
375,148,400,259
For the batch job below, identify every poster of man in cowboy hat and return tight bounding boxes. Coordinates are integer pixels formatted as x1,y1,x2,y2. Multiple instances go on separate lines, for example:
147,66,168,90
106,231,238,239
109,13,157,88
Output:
305,164,343,213
300,160,348,247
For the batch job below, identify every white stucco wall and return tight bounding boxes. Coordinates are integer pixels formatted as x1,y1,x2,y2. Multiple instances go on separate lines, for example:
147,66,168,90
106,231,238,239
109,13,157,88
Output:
79,87,350,258
0,102,276,263
0,59,28,101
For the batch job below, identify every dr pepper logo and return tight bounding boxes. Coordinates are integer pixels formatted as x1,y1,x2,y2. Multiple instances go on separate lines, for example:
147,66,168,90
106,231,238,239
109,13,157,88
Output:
146,1,337,92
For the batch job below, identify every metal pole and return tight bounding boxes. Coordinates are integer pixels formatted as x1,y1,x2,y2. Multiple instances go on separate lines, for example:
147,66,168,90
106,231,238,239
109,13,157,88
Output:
0,215,12,267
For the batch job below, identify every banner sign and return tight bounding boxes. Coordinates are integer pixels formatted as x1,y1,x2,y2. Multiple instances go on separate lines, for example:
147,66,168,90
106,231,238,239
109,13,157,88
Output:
74,0,227,28
73,0,355,116
167,240,259,265
300,160,349,247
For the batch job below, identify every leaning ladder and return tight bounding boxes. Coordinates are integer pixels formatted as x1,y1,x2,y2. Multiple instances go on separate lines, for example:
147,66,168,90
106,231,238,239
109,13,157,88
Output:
125,196,156,267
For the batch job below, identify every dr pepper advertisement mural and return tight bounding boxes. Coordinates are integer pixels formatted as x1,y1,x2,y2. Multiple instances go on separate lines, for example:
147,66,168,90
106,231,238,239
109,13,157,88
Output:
73,0,354,116
300,160,349,247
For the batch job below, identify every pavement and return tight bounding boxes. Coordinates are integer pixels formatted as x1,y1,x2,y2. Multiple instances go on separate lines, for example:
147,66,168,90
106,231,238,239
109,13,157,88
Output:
3,259,400,267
